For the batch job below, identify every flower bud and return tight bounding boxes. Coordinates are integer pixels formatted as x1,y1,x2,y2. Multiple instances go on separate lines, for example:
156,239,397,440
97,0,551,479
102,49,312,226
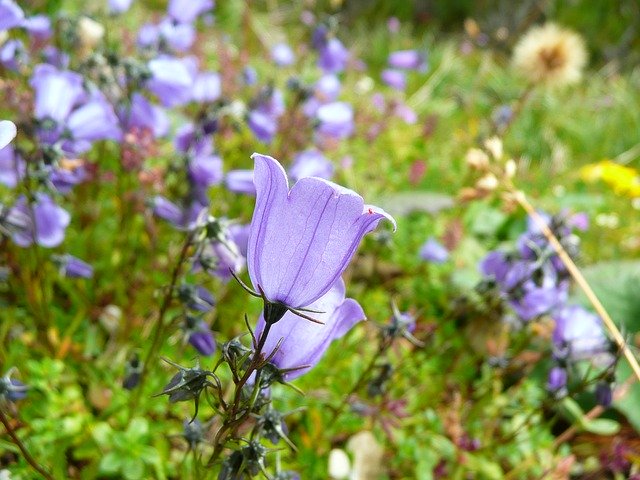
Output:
465,148,489,170
476,173,499,191
77,17,105,51
484,136,503,160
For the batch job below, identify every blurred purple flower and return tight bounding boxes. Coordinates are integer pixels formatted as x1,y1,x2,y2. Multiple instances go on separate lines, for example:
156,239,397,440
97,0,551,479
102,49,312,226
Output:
189,153,223,188
138,18,195,52
318,38,349,73
271,42,295,66
23,15,52,40
289,149,334,182
146,56,196,107
247,153,395,309
388,50,427,71
419,237,449,263
394,102,417,124
381,69,406,91
314,74,341,101
57,254,94,278
316,102,354,139
0,0,24,31
49,166,87,193
0,145,25,188
247,110,277,143
109,0,133,14
229,223,250,257
41,46,69,69
192,72,221,102
243,66,258,85
553,305,609,360
225,169,255,195
547,366,567,393
187,320,216,356
31,64,84,123
255,278,364,379
387,17,400,34
10,194,71,248
0,39,28,71
168,0,213,24
120,93,169,138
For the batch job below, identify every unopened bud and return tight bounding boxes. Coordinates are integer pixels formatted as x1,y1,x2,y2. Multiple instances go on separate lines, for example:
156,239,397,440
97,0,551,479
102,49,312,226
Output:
476,173,499,191
504,159,517,178
484,136,503,160
465,148,490,170
78,17,105,51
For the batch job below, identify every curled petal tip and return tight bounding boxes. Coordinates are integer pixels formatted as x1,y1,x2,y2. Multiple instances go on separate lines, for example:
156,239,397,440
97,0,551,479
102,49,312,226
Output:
365,204,397,232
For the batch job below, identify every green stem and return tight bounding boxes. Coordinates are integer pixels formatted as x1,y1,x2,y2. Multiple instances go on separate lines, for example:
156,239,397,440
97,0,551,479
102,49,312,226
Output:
127,232,194,419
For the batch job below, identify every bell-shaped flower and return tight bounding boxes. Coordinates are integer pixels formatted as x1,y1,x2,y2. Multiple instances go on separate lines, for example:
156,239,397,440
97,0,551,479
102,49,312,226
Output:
419,237,449,263
271,42,295,66
31,64,84,123
289,149,334,182
120,93,169,138
137,18,195,53
0,0,24,31
316,102,354,139
225,169,256,195
247,153,395,311
109,0,133,14
553,305,609,360
381,69,406,91
167,0,213,24
146,56,196,107
55,254,94,278
318,38,349,74
254,278,364,379
0,145,25,187
10,194,71,248
388,49,427,71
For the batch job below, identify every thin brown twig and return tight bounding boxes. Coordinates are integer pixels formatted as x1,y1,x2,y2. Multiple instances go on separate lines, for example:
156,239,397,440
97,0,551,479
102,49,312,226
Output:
0,408,54,480
513,191,640,383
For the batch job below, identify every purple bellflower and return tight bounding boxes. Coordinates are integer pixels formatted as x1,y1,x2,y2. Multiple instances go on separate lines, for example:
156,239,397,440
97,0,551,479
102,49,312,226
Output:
419,237,449,263
547,366,567,394
23,15,52,40
185,318,216,356
316,102,354,139
55,254,94,278
146,56,196,107
318,38,349,74
388,50,427,71
381,69,406,91
553,305,609,361
109,0,133,14
1,39,28,71
0,0,24,31
167,0,214,24
137,18,196,53
10,194,71,248
254,278,364,379
289,149,334,182
225,170,256,195
246,153,395,321
271,43,295,66
120,93,169,138
0,145,25,188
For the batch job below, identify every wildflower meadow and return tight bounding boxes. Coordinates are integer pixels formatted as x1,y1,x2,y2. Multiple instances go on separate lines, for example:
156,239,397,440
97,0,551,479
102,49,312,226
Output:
1,1,640,478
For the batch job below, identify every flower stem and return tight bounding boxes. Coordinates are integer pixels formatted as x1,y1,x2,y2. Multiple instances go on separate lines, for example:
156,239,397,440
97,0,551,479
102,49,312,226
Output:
128,232,194,419
0,408,54,480
513,191,640,383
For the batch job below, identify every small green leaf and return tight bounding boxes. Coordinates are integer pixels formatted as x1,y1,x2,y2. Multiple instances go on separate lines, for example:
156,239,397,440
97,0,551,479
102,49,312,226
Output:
99,451,123,474
582,418,620,436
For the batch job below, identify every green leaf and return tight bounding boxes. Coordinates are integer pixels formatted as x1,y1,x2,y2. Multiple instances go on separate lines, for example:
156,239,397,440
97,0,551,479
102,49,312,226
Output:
99,451,123,474
126,418,149,441
582,418,620,436
122,457,145,480
614,362,640,433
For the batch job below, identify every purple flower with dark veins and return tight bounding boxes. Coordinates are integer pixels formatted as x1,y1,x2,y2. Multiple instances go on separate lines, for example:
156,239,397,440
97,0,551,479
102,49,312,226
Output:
254,278,364,379
246,153,395,314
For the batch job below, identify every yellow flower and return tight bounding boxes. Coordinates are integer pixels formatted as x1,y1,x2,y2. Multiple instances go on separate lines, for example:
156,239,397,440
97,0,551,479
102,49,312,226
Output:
580,160,640,197
512,23,587,87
